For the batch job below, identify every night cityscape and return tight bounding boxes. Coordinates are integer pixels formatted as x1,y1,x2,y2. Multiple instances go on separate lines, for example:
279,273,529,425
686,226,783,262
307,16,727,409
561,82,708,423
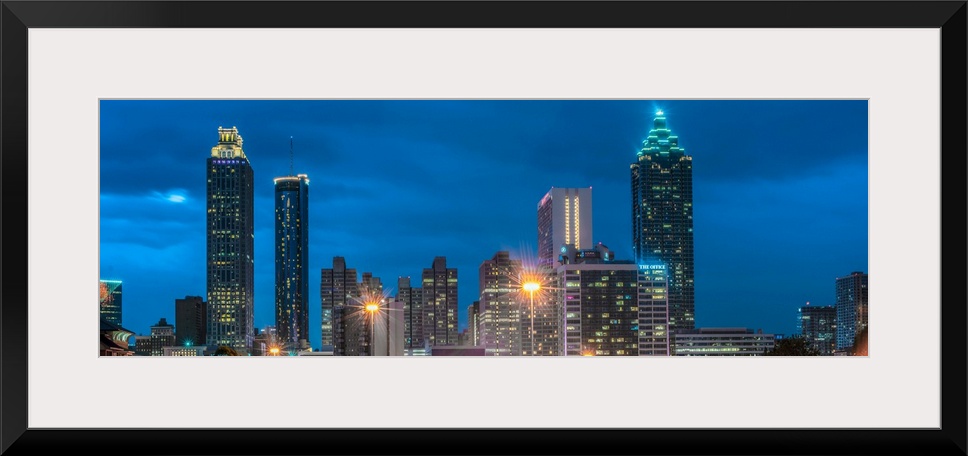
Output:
98,100,868,357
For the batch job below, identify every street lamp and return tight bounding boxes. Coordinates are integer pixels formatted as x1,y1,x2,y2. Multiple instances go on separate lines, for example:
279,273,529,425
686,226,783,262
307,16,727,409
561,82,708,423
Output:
269,346,281,356
365,302,380,356
522,281,541,356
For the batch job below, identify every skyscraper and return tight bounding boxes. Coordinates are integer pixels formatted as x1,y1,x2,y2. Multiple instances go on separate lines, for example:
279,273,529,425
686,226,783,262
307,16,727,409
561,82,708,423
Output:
537,187,593,269
321,257,359,354
396,276,424,352
99,279,123,325
206,126,255,353
422,257,458,346
274,173,310,348
631,110,695,333
174,295,207,347
798,304,837,355
835,271,868,351
479,251,523,355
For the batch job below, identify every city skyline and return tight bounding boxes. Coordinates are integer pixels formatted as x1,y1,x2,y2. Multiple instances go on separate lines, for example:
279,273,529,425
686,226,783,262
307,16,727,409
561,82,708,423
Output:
99,100,868,347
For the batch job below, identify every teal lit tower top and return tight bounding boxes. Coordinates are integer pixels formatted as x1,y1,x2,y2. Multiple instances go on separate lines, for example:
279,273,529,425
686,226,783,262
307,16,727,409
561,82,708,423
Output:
637,110,686,157
631,110,695,337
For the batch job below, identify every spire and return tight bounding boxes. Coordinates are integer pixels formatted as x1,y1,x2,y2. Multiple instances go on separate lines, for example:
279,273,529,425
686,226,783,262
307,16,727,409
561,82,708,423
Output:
289,136,294,177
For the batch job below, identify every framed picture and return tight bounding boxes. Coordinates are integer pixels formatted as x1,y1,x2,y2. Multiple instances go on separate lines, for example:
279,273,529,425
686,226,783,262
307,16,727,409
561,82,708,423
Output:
2,1,965,455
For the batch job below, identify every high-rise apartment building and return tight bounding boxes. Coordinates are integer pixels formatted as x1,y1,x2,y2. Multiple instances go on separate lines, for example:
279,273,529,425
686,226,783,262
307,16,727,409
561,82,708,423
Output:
468,301,481,347
321,257,359,354
174,295,207,346
537,187,593,269
206,126,255,353
99,279,123,325
798,304,837,355
422,257,458,346
396,276,424,352
631,110,695,334
479,251,523,356
835,271,868,351
274,173,310,348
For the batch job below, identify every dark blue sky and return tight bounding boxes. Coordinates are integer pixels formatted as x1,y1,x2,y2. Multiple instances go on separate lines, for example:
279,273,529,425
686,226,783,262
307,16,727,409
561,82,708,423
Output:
99,100,868,346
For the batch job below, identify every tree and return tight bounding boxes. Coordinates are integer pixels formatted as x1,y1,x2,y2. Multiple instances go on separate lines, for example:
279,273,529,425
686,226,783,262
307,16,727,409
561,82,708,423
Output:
763,337,821,356
213,345,240,356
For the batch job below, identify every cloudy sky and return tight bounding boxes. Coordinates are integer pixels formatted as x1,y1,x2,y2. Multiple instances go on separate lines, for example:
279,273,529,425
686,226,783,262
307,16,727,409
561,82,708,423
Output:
99,99,868,346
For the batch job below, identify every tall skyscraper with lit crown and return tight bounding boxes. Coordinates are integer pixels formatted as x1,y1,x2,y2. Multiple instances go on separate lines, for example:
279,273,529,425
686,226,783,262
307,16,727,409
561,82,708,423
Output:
206,126,255,353
274,173,310,348
631,110,695,334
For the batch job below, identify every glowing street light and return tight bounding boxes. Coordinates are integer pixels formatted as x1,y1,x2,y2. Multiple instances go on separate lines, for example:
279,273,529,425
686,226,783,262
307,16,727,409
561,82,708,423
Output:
365,301,380,356
522,280,541,356
269,346,281,356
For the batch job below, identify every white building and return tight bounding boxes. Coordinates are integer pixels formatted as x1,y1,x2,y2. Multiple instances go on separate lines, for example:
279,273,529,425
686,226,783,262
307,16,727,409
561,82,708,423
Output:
537,187,592,269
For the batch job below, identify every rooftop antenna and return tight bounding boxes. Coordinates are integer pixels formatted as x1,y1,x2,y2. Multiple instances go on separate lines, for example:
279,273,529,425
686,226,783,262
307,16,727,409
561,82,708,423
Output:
289,136,294,176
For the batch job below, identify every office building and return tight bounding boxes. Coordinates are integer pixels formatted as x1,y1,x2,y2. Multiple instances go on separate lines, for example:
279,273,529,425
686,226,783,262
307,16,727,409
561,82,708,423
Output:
674,328,775,356
478,251,523,356
556,244,638,356
321,257,359,354
99,279,123,326
206,126,255,353
537,187,593,269
175,295,207,347
631,110,695,334
835,271,869,351
636,261,671,356
135,318,176,356
421,257,458,346
274,173,310,348
798,304,836,355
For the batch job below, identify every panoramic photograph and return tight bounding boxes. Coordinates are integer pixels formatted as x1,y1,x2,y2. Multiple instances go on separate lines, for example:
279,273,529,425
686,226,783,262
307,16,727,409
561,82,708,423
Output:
98,99,868,357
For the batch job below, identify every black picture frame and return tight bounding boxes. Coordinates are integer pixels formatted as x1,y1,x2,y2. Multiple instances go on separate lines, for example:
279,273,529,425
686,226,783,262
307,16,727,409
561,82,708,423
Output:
2,1,965,455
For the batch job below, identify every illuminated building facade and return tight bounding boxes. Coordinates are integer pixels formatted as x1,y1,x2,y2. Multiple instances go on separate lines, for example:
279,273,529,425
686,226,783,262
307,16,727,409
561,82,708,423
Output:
274,173,310,348
396,276,424,353
321,257,359,355
175,295,207,347
478,251,523,356
835,271,868,351
674,328,775,356
163,346,207,356
631,110,695,334
421,257,458,346
99,319,135,356
206,126,255,353
798,304,837,355
99,279,123,326
537,187,592,269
